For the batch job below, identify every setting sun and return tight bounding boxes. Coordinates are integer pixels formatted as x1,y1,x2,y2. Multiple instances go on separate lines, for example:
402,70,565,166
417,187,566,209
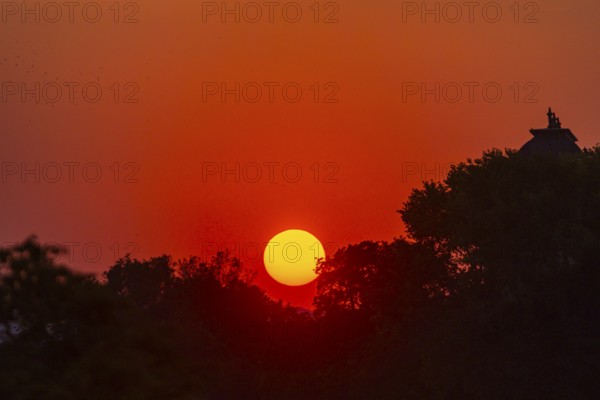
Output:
263,229,325,287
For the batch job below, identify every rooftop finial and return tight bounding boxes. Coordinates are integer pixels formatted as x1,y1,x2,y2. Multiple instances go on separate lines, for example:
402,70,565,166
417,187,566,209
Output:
547,107,561,129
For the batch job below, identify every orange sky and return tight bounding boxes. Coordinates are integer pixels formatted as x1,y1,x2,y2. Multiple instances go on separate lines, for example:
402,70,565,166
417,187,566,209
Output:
2,0,599,306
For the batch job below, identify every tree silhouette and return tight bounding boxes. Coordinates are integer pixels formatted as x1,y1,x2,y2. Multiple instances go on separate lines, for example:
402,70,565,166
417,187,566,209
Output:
397,148,600,398
2,147,600,399
314,240,449,320
0,238,207,399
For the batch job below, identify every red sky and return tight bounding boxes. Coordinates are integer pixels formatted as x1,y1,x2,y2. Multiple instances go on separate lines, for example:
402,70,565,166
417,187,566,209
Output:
2,0,600,307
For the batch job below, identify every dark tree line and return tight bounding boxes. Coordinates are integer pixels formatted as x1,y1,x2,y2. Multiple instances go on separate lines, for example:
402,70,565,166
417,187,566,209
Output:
1,148,599,399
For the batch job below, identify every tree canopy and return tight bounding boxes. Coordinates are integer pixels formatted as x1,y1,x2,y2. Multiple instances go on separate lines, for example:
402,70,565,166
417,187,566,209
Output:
2,148,599,398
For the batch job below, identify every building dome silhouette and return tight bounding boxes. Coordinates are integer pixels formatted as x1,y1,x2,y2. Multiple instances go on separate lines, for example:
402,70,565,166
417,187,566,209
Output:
519,108,582,156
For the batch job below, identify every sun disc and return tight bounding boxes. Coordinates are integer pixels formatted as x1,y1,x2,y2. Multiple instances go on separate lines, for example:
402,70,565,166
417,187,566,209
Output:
263,229,325,286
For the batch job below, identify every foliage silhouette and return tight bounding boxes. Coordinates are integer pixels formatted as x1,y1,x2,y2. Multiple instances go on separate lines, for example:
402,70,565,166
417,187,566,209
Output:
2,147,600,399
